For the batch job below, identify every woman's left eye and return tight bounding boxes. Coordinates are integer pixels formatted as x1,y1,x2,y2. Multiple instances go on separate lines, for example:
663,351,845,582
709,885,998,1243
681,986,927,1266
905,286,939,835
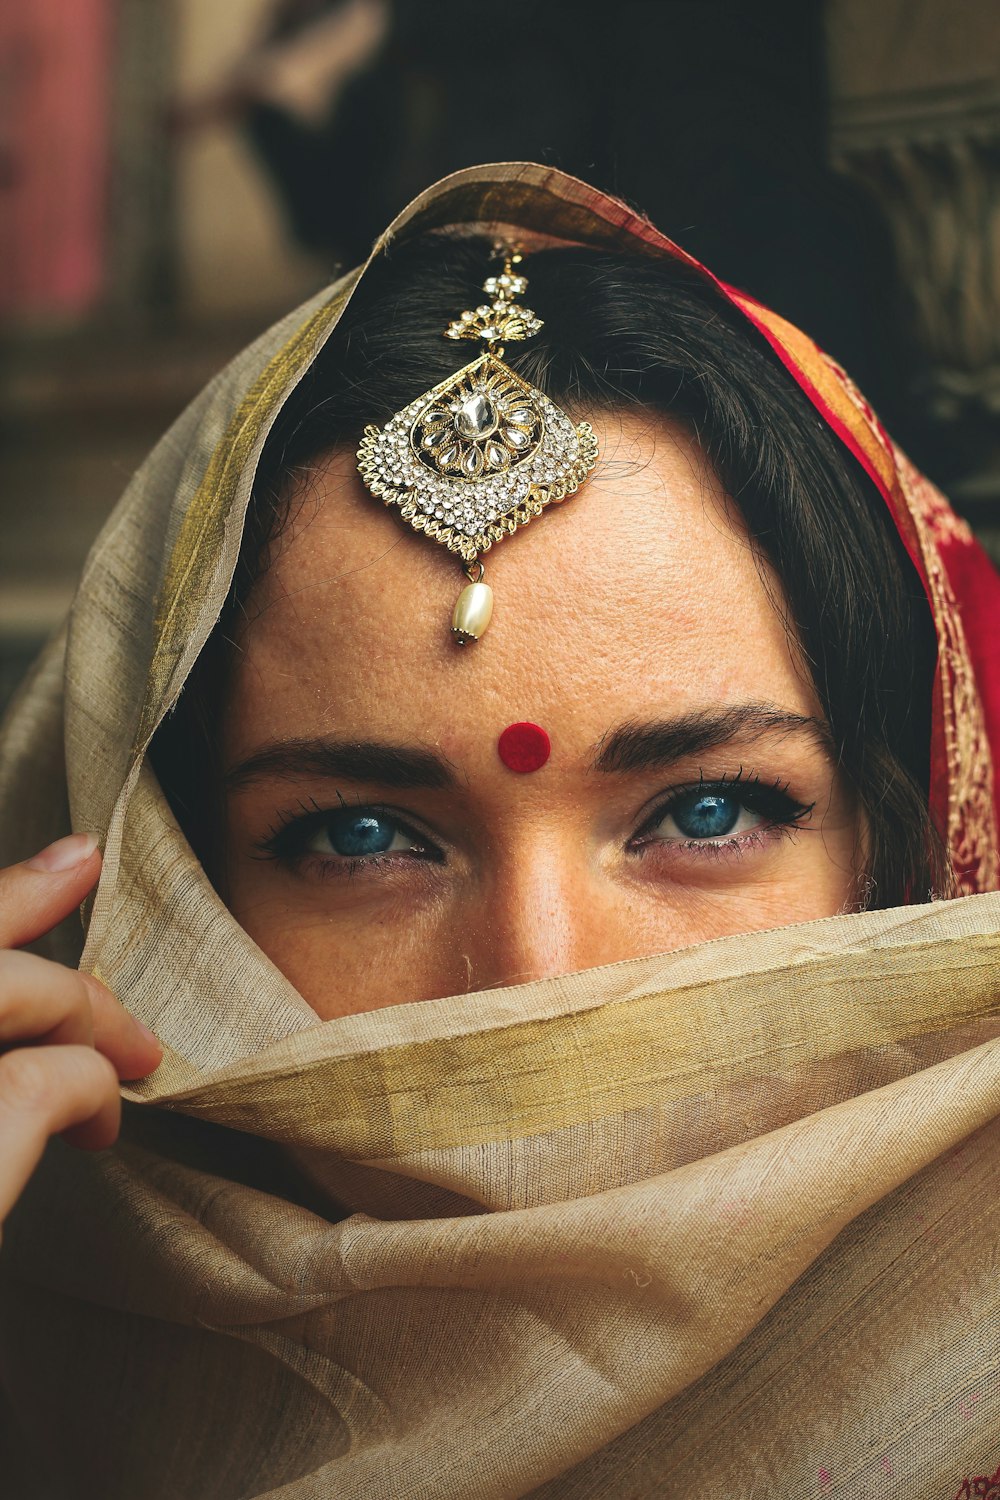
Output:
637,781,812,848
654,790,756,842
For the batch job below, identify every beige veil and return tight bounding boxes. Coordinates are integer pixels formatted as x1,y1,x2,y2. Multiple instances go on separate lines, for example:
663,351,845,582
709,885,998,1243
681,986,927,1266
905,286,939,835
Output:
1,165,999,1499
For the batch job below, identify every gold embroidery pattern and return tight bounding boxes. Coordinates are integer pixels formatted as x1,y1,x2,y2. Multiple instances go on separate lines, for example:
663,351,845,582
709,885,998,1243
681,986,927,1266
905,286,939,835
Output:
896,450,998,893
821,360,996,890
825,361,895,466
818,357,996,892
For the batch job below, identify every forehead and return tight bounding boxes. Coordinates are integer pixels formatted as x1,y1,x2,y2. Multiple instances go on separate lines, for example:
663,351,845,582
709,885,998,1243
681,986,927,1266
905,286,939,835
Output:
227,411,816,748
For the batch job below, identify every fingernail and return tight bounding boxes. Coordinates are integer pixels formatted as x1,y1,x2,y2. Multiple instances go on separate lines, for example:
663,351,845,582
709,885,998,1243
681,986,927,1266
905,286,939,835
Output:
134,1018,161,1049
27,832,100,872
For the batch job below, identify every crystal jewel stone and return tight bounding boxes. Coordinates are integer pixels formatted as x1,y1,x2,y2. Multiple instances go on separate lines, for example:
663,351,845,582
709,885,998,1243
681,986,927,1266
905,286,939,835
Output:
454,392,496,439
355,351,600,576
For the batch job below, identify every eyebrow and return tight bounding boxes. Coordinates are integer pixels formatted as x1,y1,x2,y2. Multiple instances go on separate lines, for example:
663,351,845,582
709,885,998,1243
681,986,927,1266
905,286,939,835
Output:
592,705,833,775
225,738,457,791
224,705,833,793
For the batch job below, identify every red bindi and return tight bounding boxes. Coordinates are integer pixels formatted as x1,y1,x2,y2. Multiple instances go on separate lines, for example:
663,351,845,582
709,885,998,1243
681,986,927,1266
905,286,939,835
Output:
497,722,551,773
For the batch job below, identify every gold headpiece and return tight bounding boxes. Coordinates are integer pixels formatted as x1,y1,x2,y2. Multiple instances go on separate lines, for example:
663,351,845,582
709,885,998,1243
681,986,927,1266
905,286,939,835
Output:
356,248,599,644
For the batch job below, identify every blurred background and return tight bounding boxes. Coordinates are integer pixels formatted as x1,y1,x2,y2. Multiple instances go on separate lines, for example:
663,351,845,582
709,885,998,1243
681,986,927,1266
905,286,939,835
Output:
2,0,999,709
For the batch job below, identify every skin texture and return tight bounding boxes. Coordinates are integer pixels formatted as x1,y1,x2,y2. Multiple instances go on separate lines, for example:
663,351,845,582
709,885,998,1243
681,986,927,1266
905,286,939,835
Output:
220,411,866,1019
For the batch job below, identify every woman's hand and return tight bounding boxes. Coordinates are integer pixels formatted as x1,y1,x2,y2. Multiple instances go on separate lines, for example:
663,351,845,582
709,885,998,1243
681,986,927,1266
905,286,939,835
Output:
0,833,162,1226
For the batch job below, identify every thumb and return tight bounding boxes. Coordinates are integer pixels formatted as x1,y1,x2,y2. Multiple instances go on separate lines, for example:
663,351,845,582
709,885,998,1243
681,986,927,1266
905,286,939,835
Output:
0,835,103,949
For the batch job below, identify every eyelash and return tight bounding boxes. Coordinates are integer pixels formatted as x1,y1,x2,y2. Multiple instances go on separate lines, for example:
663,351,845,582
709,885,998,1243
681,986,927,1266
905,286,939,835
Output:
253,772,815,879
254,795,436,880
629,771,814,860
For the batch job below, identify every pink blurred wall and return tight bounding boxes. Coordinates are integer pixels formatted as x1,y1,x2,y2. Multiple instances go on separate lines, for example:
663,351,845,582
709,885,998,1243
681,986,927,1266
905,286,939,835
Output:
0,0,113,322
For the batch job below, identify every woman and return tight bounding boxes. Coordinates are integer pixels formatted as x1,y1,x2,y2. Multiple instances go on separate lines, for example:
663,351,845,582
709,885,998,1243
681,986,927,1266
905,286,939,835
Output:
0,164,999,1498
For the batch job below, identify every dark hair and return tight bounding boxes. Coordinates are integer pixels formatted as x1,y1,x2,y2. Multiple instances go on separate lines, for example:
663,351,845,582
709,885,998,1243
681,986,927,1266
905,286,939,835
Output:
152,234,946,905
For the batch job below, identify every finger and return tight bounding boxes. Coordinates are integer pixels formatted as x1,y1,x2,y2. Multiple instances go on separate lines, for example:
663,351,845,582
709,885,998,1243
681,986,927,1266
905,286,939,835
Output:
0,950,95,1051
80,974,163,1082
0,953,161,1083
0,1045,120,1223
0,834,102,949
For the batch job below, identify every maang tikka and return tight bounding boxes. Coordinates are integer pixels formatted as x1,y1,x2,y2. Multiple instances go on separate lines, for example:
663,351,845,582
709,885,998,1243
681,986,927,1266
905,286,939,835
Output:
356,248,599,644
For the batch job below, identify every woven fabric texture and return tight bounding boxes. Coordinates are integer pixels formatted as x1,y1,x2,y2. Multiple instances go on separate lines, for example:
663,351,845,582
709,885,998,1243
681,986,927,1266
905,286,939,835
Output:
0,164,998,1500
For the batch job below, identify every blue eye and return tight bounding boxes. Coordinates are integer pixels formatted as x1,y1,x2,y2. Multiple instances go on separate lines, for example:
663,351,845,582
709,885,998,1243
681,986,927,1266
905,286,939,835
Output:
324,810,399,857
670,792,741,840
640,778,812,848
256,800,438,872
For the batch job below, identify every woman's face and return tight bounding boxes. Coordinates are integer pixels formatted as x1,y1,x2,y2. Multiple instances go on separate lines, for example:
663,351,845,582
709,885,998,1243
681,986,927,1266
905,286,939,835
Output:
220,411,864,1019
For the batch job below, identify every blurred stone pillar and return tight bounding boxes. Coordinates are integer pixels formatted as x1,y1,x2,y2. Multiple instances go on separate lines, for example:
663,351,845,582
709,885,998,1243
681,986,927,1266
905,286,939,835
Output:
828,0,1000,556
106,0,177,319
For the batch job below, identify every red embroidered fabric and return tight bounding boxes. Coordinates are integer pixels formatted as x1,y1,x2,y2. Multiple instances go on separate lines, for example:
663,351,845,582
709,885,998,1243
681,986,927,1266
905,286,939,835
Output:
720,289,1000,894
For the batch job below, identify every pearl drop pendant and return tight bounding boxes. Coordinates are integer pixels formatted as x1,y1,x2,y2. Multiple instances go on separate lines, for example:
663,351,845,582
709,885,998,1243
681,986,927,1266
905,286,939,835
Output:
451,579,494,645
